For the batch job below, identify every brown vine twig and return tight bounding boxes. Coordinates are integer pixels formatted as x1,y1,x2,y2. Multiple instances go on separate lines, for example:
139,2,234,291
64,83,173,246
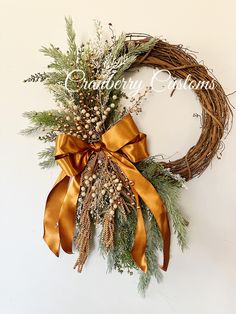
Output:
126,37,233,180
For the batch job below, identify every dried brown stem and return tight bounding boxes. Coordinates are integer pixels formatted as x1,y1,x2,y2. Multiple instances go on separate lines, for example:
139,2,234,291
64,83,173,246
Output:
101,212,115,249
74,202,92,272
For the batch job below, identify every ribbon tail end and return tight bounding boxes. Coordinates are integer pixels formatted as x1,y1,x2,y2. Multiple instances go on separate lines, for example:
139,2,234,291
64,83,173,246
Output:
43,235,60,257
131,249,148,273
141,264,148,273
159,257,169,272
160,264,168,272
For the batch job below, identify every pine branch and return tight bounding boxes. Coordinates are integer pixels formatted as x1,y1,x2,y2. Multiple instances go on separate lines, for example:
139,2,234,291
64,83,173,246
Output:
44,71,67,86
20,125,42,136
100,207,137,274
22,110,61,128
138,161,188,250
65,16,77,61
138,212,163,296
38,146,56,169
40,44,68,71
21,110,69,138
47,84,74,107
113,55,137,81
164,193,188,250
112,37,158,81
127,37,158,56
40,17,77,74
111,33,126,59
24,72,48,83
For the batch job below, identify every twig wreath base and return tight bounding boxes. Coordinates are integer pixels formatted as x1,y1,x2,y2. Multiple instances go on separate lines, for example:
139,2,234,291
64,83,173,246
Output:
128,36,233,180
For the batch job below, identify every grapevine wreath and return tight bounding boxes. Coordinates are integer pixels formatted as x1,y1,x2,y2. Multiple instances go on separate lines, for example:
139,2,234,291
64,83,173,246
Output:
22,18,233,294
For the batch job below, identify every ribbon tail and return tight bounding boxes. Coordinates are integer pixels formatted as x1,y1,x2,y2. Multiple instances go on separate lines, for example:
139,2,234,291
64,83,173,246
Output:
43,171,69,256
134,180,170,271
108,152,170,272
133,179,170,271
149,201,170,271
59,175,81,254
130,190,147,272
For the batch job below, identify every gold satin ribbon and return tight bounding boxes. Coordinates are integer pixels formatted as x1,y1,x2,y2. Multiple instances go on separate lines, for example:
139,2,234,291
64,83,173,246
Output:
43,114,170,272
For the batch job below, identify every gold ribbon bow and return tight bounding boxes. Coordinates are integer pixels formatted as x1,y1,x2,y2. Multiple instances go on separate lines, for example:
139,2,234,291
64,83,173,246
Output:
43,114,170,272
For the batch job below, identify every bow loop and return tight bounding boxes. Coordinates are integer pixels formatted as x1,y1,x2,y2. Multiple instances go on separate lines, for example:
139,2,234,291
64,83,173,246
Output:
101,115,141,152
56,154,79,177
55,135,92,177
120,133,149,162
56,134,90,156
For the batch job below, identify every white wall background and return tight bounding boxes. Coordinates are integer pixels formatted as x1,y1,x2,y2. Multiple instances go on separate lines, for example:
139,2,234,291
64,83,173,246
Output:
1,1,236,313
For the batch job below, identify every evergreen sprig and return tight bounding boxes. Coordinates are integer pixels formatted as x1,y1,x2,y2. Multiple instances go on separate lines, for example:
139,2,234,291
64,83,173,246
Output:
21,110,62,136
22,110,60,127
65,16,78,62
138,159,188,250
38,146,56,169
138,212,163,296
104,208,137,274
23,72,48,83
